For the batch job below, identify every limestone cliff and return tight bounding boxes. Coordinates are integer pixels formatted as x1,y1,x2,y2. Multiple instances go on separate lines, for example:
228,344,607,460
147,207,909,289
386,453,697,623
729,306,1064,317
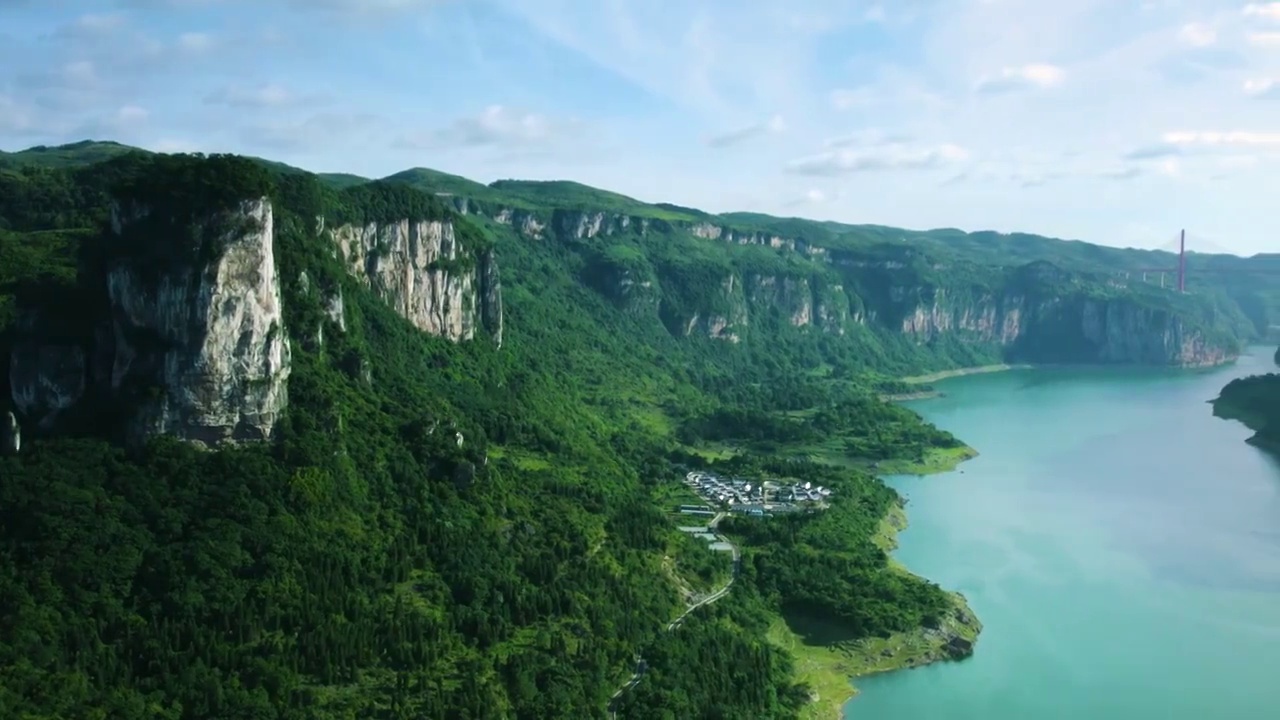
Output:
426,181,1243,367
841,259,1238,367
107,198,291,443
6,197,292,445
600,249,1238,366
331,219,502,346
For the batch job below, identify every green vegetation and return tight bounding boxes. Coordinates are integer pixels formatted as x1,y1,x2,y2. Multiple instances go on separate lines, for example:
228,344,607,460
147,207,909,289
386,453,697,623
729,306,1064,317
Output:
1214,370,1280,451
611,590,811,720
1,140,1277,720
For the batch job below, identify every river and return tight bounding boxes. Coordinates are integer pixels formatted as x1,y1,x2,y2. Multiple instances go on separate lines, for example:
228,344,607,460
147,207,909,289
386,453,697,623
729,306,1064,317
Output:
844,347,1280,720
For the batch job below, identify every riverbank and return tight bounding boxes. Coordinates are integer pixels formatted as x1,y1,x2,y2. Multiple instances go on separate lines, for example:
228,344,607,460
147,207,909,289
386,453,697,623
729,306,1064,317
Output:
880,389,942,402
901,363,1031,385
872,444,977,475
769,501,982,719
1210,375,1280,457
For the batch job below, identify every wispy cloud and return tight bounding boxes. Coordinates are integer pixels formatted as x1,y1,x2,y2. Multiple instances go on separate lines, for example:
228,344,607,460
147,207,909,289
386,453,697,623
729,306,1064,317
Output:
396,104,584,152
705,115,785,148
786,141,968,176
974,63,1065,94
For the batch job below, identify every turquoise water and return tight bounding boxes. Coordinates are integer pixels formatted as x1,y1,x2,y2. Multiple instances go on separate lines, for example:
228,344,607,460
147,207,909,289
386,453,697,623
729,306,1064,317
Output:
845,348,1280,720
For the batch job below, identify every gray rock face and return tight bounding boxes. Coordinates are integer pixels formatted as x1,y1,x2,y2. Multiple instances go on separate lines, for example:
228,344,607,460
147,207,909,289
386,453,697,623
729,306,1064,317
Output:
478,249,503,348
6,199,293,445
331,218,502,345
105,197,291,445
9,342,86,429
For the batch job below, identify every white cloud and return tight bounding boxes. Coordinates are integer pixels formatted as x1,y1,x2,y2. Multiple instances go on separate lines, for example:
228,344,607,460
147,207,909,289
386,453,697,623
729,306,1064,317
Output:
398,105,582,151
1163,130,1280,146
974,63,1065,93
1177,22,1217,47
1243,77,1280,97
1247,30,1280,45
1242,3,1280,20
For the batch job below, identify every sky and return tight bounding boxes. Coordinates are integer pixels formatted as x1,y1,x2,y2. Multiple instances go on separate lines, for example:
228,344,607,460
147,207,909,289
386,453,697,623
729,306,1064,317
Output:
0,0,1278,255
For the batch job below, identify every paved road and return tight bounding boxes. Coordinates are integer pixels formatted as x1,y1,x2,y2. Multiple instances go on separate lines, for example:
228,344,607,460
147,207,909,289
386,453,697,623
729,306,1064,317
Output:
607,519,741,719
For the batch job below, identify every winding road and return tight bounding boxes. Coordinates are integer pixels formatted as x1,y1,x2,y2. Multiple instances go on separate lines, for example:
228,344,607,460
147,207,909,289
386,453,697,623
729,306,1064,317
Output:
607,513,741,719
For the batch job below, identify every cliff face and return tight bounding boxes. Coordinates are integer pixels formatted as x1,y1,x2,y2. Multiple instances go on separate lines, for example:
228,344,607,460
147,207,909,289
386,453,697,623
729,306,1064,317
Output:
571,227,1238,366
883,291,1231,366
331,219,502,346
6,195,507,446
7,198,293,444
108,198,292,443
454,204,1233,367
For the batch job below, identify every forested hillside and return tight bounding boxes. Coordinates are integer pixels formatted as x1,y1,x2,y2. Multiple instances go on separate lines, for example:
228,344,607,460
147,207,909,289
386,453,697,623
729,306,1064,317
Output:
0,141,1276,719
1214,356,1280,453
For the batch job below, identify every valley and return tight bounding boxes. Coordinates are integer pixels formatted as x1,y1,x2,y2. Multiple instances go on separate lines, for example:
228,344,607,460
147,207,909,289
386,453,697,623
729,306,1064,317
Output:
0,141,1278,720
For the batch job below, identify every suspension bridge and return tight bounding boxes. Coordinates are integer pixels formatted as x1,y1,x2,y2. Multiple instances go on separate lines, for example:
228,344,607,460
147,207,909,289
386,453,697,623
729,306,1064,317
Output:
1120,230,1280,292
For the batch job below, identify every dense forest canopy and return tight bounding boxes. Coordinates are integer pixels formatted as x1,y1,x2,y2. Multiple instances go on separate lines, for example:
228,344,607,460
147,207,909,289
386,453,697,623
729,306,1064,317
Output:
1214,367,1280,451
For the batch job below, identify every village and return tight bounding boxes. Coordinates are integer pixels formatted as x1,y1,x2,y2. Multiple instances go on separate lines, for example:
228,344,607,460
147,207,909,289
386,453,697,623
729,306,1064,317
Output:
677,470,833,518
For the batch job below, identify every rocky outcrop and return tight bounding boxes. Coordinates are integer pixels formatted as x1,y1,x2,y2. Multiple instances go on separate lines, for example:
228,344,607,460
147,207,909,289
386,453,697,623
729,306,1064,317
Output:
107,198,292,444
478,249,503,348
6,198,293,445
1074,300,1229,366
659,274,749,343
331,219,502,345
2,411,19,454
862,285,1231,366
445,200,821,254
8,335,87,429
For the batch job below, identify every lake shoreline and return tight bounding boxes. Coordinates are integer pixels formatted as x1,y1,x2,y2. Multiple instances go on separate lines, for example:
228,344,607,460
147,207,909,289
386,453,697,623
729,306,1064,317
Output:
900,363,1030,385
841,352,1280,719
899,356,1240,389
778,436,983,720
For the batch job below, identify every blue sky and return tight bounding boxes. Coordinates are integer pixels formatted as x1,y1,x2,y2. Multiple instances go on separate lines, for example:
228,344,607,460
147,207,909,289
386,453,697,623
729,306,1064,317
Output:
1,0,1278,255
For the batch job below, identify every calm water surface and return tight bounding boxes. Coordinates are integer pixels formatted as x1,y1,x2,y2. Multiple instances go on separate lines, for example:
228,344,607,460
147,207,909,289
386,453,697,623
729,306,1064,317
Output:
845,348,1280,720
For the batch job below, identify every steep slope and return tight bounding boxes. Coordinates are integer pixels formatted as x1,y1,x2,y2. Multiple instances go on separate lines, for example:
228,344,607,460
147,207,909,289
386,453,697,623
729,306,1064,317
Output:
394,174,1252,370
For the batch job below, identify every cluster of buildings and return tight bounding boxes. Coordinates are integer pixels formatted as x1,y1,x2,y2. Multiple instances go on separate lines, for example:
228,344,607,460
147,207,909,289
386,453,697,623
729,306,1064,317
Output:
680,471,832,516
